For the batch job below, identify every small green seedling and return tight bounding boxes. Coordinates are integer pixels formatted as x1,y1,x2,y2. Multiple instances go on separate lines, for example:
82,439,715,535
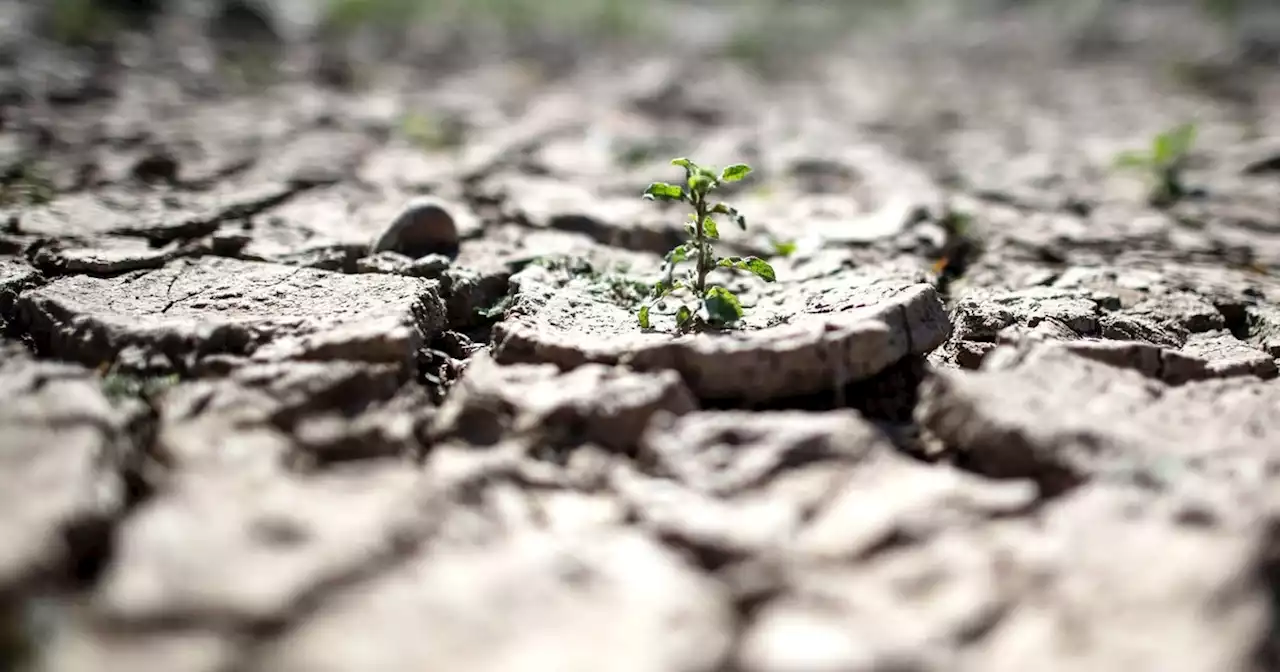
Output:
639,158,776,331
768,235,798,258
401,112,466,151
1115,122,1198,207
99,370,178,405
0,164,54,209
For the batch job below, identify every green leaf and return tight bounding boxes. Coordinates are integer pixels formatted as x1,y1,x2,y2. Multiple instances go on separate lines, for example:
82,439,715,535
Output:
687,174,714,195
644,182,683,201
671,157,694,171
770,238,797,257
714,255,776,282
676,305,693,327
703,286,744,324
711,202,747,230
1154,122,1197,164
1114,151,1151,170
668,244,689,265
638,304,651,328
742,256,776,282
702,217,719,239
720,163,752,182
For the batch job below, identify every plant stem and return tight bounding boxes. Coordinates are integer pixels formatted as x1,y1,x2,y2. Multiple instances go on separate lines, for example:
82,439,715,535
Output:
693,195,709,295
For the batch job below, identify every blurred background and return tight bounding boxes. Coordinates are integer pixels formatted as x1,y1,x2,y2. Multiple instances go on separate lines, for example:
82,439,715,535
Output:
4,0,1279,87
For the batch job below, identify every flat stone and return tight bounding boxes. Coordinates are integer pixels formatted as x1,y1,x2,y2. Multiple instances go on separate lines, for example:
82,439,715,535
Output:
16,257,444,372
429,353,697,451
492,264,949,401
248,530,735,672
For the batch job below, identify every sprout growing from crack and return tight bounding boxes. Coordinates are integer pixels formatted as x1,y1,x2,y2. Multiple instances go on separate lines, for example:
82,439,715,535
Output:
1115,122,1199,208
639,157,776,331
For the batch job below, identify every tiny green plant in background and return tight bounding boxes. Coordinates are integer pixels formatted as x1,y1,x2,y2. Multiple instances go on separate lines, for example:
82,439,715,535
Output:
401,112,467,151
99,370,179,405
47,0,120,46
1114,122,1198,208
0,163,55,209
768,235,798,258
639,157,776,331
320,0,423,37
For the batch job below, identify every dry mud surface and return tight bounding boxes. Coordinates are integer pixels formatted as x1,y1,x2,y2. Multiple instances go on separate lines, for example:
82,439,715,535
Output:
4,1,1280,670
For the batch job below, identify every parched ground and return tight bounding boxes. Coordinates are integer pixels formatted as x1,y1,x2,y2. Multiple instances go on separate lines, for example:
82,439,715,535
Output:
4,0,1280,670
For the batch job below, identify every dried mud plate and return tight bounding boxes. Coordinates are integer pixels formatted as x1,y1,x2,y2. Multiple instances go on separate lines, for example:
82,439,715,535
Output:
492,263,949,401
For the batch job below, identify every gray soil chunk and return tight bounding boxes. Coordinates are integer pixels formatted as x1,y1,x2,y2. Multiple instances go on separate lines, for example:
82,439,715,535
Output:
429,353,697,451
249,530,735,672
637,410,885,496
245,189,479,262
28,237,194,276
354,251,413,275
0,356,126,594
1033,338,1251,386
620,410,1033,562
919,344,1280,494
496,174,684,255
958,486,1271,672
15,184,299,241
370,196,467,259
1,256,39,329
982,329,1277,386
937,263,1280,376
156,361,415,472
492,264,949,401
1179,330,1278,380
35,625,237,672
737,485,1271,672
93,462,433,624
1246,304,1280,357
16,257,444,372
949,288,1103,343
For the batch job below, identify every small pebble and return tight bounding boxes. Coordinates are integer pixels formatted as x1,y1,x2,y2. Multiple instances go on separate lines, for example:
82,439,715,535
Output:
371,196,461,259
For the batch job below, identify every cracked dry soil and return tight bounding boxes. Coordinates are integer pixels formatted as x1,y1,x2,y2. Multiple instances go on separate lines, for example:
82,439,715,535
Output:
4,1,1280,670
